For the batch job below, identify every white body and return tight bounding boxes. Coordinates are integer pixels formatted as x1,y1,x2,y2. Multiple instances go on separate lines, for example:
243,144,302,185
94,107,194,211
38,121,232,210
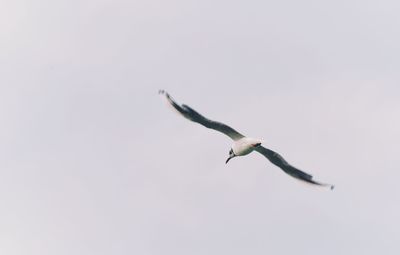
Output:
232,137,263,156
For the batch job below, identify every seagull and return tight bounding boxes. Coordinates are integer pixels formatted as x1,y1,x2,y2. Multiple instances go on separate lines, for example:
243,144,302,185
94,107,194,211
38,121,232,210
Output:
159,90,334,190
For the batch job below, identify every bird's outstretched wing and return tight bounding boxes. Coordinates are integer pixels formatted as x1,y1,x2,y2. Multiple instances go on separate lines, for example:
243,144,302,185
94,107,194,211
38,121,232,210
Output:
159,90,244,141
255,146,334,189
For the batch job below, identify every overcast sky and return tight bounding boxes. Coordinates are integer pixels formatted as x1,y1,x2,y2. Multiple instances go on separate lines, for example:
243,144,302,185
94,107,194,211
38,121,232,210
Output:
1,0,400,254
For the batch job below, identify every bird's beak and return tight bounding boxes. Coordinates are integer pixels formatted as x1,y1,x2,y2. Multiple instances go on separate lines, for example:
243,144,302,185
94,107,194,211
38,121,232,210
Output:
225,155,233,164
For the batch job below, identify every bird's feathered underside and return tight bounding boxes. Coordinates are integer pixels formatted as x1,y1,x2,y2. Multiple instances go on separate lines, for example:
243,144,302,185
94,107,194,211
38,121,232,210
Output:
160,90,333,189
255,146,334,189
159,90,244,140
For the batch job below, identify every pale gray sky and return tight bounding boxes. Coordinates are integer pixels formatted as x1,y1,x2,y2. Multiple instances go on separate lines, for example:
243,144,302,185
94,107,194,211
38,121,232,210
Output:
1,0,400,254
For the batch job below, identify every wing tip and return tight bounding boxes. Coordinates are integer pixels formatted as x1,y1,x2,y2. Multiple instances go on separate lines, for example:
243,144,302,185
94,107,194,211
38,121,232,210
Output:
159,89,172,102
320,182,335,191
306,176,335,191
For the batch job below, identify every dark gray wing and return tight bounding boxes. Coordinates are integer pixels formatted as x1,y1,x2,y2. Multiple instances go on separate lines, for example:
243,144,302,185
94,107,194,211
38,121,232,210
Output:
255,146,334,189
159,90,244,141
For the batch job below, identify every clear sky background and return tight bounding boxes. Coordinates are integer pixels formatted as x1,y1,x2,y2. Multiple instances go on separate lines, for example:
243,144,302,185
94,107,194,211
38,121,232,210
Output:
1,0,400,254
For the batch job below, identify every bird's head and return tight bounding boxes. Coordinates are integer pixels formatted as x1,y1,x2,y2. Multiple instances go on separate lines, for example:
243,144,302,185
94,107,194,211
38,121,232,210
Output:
225,148,236,164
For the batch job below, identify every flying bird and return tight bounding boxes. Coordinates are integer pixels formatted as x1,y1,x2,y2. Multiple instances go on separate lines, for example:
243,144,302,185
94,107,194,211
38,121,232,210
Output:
159,90,334,190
